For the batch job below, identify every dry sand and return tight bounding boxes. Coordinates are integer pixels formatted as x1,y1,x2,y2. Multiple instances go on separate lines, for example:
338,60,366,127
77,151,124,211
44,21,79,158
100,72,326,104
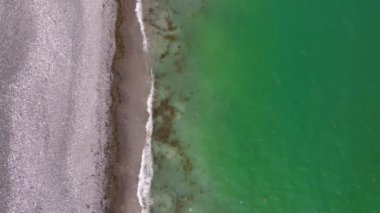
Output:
0,0,118,212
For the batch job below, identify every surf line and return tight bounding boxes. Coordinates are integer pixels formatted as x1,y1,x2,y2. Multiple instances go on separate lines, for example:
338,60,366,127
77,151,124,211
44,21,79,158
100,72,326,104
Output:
136,0,154,212
136,0,148,52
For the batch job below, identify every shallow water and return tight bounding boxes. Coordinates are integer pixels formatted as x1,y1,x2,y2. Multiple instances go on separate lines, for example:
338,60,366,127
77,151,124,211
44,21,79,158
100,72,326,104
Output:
147,0,380,212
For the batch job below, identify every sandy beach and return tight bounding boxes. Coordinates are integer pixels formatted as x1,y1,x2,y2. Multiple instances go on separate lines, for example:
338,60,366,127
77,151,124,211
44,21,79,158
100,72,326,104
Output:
107,0,152,212
0,0,150,212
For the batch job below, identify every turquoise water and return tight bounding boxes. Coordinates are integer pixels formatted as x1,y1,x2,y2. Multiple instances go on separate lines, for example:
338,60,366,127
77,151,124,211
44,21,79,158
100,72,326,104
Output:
147,0,380,212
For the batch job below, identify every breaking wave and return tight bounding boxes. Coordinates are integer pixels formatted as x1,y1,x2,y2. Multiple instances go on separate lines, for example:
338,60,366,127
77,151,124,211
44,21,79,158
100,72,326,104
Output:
136,0,154,212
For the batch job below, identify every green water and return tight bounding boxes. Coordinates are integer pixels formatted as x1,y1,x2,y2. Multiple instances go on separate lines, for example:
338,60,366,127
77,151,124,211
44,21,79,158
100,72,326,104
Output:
148,0,380,212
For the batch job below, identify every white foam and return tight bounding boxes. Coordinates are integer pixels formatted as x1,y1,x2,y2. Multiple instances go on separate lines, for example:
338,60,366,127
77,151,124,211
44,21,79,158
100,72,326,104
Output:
135,0,148,52
137,74,154,213
135,0,154,213
135,1,154,212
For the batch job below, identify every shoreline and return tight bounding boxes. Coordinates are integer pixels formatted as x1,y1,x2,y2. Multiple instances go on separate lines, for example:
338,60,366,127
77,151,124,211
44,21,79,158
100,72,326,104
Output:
107,0,152,212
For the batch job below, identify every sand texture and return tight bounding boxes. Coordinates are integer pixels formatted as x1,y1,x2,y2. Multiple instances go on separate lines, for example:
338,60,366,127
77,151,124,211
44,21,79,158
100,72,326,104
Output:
106,0,152,212
0,0,117,212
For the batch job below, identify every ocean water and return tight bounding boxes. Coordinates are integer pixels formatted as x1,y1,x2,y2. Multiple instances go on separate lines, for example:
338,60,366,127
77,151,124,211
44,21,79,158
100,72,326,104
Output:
146,0,380,212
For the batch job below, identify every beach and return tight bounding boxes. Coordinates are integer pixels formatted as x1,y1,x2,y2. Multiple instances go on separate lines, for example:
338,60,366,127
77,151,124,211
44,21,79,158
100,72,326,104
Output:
107,0,152,212
2,0,379,212
0,0,151,212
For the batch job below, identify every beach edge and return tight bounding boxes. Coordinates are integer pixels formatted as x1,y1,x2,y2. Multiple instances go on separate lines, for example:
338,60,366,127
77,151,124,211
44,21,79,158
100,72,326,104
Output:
106,0,152,212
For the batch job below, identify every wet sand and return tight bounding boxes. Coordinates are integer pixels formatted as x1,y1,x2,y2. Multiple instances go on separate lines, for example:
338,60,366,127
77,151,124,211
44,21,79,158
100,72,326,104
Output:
107,0,152,212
